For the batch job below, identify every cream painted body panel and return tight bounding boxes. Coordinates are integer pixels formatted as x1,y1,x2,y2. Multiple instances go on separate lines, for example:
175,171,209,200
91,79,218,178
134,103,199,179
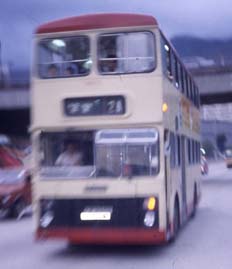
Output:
185,165,201,204
162,73,201,225
31,26,201,234
31,27,163,130
31,75,163,130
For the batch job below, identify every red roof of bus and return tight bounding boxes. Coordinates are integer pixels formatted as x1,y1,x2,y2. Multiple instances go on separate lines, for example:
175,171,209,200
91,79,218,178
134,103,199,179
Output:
36,13,158,34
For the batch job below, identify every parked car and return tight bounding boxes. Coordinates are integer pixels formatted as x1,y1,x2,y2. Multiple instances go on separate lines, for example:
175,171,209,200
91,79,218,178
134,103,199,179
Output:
0,145,31,219
224,149,232,168
201,148,208,175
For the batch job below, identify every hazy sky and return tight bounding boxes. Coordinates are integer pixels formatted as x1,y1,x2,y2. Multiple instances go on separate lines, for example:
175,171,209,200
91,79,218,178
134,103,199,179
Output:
1,0,232,69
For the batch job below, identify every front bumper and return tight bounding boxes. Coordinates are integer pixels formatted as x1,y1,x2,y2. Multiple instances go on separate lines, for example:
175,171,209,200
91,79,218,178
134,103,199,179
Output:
36,227,166,245
37,197,164,244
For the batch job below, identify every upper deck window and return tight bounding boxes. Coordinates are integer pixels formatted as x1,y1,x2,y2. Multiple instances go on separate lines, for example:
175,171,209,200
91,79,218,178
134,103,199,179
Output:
98,32,155,74
38,36,90,78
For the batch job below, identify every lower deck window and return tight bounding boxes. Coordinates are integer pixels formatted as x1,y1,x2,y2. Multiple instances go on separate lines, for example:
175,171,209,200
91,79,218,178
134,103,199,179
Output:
39,128,159,179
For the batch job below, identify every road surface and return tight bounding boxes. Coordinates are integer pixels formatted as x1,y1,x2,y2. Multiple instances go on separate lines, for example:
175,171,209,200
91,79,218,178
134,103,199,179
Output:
1,161,232,269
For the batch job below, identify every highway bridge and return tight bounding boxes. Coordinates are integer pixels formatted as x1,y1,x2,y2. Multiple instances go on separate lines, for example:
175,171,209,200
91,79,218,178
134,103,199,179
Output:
192,65,232,105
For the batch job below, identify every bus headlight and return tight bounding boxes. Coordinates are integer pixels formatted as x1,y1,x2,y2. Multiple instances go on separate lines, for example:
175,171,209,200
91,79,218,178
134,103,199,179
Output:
144,211,156,227
40,211,54,228
40,199,55,228
143,196,158,227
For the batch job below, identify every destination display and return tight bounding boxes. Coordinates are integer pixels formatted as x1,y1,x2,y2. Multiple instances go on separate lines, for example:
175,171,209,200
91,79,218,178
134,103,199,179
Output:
64,95,125,116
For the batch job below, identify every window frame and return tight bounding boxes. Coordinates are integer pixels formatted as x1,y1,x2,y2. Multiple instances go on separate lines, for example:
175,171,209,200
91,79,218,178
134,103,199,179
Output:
97,30,157,76
37,35,91,79
160,32,200,108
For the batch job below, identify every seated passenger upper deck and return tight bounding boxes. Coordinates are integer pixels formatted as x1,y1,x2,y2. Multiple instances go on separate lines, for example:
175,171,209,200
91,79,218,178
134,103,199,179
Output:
36,14,158,79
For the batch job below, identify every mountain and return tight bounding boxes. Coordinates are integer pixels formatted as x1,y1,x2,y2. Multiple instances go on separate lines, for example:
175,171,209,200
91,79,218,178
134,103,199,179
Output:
171,36,232,66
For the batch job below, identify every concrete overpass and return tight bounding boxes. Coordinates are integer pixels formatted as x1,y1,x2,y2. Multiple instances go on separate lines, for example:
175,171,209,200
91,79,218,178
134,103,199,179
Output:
191,65,232,105
0,88,29,136
0,64,231,138
0,65,231,108
0,88,29,109
189,65,232,155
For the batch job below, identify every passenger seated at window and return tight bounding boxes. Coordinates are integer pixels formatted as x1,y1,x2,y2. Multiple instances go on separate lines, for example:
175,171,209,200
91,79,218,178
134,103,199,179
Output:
64,66,76,76
55,140,82,166
47,64,58,77
64,65,79,76
100,54,118,73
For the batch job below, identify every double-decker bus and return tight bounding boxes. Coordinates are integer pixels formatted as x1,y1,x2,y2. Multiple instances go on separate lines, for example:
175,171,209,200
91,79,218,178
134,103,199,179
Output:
31,13,201,244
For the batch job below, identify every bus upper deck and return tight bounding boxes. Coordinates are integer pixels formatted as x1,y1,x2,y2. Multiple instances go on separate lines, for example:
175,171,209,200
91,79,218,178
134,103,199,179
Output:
32,13,199,137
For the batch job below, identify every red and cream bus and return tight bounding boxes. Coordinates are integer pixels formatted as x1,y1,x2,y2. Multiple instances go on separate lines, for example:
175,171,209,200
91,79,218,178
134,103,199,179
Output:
31,13,201,244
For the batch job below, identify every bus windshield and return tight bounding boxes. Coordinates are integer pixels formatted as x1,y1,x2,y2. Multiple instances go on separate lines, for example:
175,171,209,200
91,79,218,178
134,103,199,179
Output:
39,129,159,179
38,36,91,78
98,31,155,74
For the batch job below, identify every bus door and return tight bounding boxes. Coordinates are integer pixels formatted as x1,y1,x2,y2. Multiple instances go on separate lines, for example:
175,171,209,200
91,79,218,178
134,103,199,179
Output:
180,135,187,221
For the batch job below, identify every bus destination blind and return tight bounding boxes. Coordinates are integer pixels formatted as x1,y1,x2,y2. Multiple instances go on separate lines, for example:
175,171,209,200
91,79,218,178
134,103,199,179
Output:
64,95,125,116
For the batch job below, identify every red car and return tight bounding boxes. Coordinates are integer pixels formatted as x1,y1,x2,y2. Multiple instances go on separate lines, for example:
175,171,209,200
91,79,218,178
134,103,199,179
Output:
0,146,31,219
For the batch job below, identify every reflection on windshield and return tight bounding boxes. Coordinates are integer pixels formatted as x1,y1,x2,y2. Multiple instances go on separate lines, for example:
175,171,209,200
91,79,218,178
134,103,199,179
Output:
95,145,122,177
39,129,159,179
98,32,155,74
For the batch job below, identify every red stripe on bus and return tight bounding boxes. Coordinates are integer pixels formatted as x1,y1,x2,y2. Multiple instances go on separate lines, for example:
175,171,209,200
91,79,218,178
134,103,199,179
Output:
36,13,158,34
36,227,166,245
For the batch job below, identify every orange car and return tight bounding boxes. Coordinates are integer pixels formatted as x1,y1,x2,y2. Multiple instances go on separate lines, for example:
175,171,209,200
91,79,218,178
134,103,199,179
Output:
0,146,31,218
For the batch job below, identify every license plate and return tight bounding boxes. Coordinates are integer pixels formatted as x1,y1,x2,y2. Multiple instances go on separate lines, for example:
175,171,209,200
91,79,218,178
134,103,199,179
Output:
80,207,112,221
